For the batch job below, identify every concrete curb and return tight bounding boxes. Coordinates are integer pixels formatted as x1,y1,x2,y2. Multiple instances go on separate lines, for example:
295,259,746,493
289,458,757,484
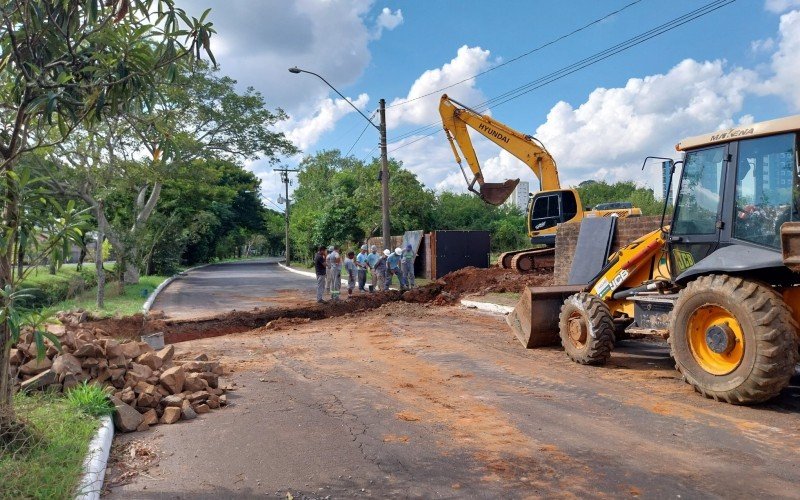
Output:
74,415,114,500
142,263,213,315
460,299,514,315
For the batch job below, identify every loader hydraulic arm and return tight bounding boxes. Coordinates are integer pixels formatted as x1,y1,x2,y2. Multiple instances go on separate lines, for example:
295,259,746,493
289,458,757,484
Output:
439,94,561,205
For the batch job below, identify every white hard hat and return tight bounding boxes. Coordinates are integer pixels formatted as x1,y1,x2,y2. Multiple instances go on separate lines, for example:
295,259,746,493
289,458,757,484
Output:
383,249,391,256
370,245,377,251
327,245,334,252
394,247,402,255
360,244,368,250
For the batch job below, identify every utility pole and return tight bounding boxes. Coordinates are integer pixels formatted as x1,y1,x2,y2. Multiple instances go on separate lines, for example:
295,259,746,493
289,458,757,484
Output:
288,67,392,251
275,167,298,265
379,98,391,251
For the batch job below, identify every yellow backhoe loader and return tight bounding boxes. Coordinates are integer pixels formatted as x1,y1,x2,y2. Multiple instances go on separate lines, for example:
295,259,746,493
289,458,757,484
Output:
508,114,800,404
439,94,641,272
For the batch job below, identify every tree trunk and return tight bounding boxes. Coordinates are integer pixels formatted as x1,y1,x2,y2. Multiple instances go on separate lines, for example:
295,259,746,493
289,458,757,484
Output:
96,231,105,309
0,161,20,426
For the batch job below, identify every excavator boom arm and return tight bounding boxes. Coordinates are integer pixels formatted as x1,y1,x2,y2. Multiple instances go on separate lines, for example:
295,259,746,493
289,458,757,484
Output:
439,94,562,205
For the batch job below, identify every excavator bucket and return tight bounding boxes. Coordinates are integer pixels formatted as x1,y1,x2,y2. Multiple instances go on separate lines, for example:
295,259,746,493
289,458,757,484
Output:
506,285,585,348
479,179,520,206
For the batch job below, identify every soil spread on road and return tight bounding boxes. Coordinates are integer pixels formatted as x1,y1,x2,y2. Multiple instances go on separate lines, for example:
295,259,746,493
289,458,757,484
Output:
78,265,553,344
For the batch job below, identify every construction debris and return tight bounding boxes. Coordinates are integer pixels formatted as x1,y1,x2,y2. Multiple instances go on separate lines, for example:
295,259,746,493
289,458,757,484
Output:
8,310,229,433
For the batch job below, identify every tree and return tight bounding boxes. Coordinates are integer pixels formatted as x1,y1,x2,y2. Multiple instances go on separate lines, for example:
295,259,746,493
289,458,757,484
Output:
290,150,434,257
0,0,215,437
47,63,295,282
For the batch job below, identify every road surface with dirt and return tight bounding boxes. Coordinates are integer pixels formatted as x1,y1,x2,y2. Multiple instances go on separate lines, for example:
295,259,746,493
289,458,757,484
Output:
108,268,800,498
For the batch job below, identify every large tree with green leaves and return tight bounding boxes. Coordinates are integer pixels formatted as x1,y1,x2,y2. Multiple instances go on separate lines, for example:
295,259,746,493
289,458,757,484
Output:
46,63,295,282
0,0,216,436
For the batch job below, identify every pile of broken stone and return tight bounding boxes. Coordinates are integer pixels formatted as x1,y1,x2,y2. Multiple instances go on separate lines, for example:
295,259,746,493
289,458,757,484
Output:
9,310,230,433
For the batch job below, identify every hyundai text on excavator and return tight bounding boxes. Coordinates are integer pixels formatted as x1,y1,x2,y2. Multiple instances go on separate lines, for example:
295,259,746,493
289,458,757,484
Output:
508,114,800,404
438,94,641,272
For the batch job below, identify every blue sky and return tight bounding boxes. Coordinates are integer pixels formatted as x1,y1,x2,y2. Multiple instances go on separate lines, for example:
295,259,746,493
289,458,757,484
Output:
178,0,800,208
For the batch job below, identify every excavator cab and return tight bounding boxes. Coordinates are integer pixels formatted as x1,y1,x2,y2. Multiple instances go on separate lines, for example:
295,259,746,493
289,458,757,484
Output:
528,189,581,246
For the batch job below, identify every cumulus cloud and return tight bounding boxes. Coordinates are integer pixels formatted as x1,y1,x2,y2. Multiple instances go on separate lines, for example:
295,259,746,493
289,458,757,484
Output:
373,7,403,38
386,45,493,129
765,0,800,13
759,9,800,110
531,59,757,186
281,94,370,151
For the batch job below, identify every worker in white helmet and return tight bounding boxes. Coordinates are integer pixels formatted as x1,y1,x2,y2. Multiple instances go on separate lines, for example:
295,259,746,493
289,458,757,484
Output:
385,247,407,290
366,245,380,292
374,249,389,291
356,244,369,291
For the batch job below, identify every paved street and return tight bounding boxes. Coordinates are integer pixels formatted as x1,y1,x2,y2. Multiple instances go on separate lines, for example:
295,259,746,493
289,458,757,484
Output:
150,259,315,320
109,263,800,498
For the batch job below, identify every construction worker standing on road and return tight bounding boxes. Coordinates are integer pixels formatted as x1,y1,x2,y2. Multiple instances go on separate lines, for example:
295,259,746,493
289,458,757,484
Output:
401,244,416,288
344,251,357,297
324,245,334,291
366,245,380,292
314,246,327,303
374,249,389,291
329,245,342,300
356,245,369,292
386,247,407,290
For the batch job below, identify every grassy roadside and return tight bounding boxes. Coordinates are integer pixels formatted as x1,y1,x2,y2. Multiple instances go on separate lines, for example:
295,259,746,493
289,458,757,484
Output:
0,393,100,499
43,274,169,318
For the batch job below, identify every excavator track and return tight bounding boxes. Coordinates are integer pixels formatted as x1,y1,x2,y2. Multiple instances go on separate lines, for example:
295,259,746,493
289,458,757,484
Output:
498,248,555,272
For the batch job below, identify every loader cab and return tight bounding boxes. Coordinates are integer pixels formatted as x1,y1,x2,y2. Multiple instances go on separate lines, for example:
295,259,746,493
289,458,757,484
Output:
669,120,800,282
527,188,581,246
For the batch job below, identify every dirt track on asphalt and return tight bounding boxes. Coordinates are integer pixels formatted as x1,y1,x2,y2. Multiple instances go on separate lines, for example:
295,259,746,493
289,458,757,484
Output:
109,297,800,498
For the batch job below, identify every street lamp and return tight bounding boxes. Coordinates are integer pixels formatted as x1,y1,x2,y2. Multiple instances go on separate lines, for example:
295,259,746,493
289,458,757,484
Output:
289,66,392,252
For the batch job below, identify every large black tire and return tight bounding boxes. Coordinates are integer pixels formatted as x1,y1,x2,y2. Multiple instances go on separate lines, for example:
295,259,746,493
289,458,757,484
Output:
669,274,799,404
559,293,615,365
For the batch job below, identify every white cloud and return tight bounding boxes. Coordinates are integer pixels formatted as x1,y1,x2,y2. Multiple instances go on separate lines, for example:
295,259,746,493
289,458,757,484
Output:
386,45,493,129
750,37,775,53
759,9,800,110
373,7,403,38
532,59,757,187
765,0,800,13
282,94,370,151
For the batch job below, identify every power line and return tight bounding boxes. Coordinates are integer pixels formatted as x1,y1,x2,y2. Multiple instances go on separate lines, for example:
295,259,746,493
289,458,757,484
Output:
387,0,734,152
344,110,377,157
385,0,645,110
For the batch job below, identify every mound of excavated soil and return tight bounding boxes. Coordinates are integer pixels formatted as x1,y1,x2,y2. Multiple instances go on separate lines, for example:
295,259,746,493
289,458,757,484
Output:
404,267,553,304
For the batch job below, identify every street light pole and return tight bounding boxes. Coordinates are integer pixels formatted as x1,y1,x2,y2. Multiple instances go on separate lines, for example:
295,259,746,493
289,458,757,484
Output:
378,99,391,251
289,66,391,251
275,167,298,265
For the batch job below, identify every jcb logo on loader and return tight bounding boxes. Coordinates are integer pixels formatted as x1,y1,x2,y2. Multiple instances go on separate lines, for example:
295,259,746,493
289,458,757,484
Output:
596,269,629,298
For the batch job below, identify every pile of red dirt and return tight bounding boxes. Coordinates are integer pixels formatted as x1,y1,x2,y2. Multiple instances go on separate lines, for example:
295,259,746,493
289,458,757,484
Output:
404,267,553,304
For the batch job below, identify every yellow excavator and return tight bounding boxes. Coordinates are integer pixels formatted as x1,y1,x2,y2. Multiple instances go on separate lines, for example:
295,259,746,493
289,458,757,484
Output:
439,94,641,271
508,114,800,404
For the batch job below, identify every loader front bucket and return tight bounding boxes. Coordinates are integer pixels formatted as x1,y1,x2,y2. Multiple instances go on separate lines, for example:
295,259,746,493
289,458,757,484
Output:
506,285,586,348
479,179,520,206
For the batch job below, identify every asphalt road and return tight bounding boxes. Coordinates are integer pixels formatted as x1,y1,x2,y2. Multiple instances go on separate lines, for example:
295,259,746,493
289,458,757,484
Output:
150,259,315,320
109,286,800,498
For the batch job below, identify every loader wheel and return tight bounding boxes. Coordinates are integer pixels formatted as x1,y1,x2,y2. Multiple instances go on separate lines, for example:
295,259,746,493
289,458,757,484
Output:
669,274,799,404
559,293,615,365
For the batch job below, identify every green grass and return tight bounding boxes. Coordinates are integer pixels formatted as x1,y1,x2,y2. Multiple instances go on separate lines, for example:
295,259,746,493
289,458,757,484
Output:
43,274,168,318
0,393,100,499
66,383,115,418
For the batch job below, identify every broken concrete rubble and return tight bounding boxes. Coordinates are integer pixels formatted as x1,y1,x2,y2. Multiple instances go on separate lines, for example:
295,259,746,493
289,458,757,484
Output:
9,309,230,434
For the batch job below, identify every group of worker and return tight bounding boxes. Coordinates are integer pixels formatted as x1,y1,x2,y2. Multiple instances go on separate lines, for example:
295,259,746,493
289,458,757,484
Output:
313,243,417,303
